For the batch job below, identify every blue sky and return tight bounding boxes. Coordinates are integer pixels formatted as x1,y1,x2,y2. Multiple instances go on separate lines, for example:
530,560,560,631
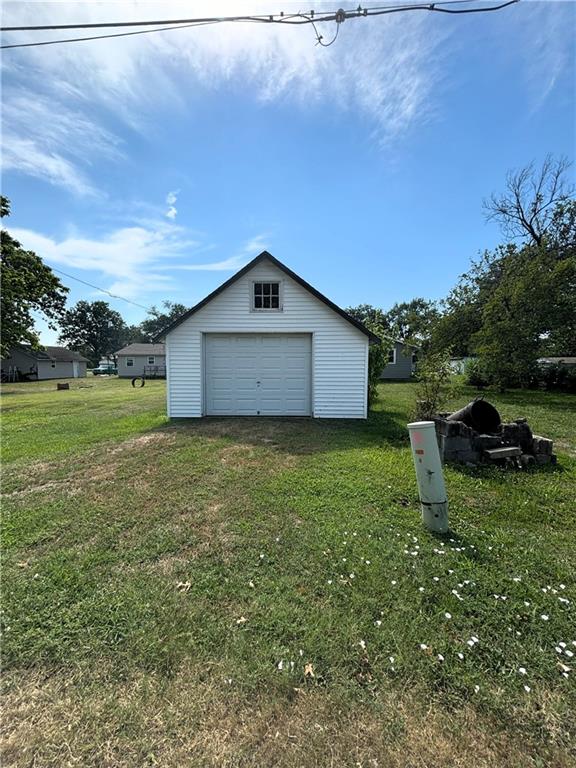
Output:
2,1,575,343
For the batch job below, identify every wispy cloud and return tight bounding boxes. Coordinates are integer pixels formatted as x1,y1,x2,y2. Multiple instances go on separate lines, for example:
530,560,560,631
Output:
1,2,448,194
172,233,269,271
165,189,179,220
3,1,572,197
9,221,268,302
1,88,122,196
10,222,199,298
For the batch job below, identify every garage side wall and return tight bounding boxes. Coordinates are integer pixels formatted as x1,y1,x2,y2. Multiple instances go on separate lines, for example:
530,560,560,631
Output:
166,261,369,418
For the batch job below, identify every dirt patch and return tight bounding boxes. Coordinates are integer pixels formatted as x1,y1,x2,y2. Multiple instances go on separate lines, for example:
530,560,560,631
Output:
108,431,176,455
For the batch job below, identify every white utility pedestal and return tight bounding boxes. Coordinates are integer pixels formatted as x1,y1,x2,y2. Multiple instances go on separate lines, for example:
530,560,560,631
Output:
407,421,449,533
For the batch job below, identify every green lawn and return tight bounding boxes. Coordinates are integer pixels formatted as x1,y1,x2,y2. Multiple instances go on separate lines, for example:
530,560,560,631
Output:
2,377,575,767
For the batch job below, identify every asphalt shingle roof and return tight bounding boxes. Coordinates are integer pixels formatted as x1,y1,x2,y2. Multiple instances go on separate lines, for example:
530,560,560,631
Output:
114,343,166,356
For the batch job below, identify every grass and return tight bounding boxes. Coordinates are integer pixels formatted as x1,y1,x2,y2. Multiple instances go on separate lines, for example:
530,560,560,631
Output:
1,377,575,767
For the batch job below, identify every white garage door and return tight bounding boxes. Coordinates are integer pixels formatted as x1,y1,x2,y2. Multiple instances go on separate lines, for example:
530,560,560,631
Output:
205,333,312,416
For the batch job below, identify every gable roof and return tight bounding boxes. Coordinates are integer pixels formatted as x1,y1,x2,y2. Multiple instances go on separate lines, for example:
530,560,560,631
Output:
44,346,91,363
114,343,166,356
154,251,381,344
13,345,90,363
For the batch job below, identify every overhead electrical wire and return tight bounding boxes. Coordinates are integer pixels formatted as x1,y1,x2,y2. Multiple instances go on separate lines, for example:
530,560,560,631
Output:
0,0,520,50
49,266,151,312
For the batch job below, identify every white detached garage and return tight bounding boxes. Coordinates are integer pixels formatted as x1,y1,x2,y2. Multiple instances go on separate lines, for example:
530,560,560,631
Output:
157,252,380,419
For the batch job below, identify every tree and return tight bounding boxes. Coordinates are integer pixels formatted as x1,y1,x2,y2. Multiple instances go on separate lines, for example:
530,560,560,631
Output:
484,155,573,246
1,197,68,357
432,247,512,357
384,298,439,347
58,301,128,366
139,301,188,340
345,304,389,331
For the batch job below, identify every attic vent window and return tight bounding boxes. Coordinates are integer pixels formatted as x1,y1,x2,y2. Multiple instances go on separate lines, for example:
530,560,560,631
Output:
253,281,281,311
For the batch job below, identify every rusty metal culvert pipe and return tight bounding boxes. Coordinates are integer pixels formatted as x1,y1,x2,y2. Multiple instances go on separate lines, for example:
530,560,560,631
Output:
447,398,501,434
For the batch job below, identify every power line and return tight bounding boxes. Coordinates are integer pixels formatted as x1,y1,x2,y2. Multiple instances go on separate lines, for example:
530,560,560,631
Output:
0,1,520,50
49,266,151,312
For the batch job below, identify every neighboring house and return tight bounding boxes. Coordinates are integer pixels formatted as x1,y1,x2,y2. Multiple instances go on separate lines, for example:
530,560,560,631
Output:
114,344,166,378
380,340,418,380
449,356,477,374
155,251,380,419
1,346,89,381
538,356,576,368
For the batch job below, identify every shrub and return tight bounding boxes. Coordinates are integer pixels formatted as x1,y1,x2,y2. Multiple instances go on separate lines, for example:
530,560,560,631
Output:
464,358,490,389
414,349,455,420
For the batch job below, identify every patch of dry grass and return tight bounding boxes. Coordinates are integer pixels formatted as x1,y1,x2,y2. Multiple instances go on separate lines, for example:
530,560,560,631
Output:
2,665,573,768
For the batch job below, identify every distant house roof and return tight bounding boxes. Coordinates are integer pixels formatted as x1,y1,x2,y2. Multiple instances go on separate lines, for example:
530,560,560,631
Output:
114,343,166,356
13,345,90,363
43,346,91,363
538,356,576,365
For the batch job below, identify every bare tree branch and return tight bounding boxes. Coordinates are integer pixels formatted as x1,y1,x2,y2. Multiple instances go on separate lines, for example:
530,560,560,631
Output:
483,155,574,245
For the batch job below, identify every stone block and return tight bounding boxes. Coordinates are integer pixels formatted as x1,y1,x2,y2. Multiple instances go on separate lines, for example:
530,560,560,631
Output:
535,453,552,465
472,434,502,451
458,450,481,464
484,446,522,460
501,423,520,444
533,436,553,455
444,437,474,453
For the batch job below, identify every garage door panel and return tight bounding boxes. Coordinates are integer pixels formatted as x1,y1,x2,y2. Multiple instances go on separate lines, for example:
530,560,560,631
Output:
205,334,311,416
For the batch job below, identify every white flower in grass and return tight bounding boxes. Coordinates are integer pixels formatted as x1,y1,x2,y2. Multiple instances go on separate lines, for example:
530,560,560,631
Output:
559,584,566,590
513,577,522,582
365,560,371,565
391,580,397,586
540,614,549,621
359,640,366,650
349,573,355,579
518,667,527,675
524,601,531,607
438,654,444,662
457,652,464,660
472,636,479,643
474,685,480,693
342,558,347,563
565,650,574,658
420,643,428,650
555,646,563,654
249,581,255,588
444,612,452,620
327,580,333,585
419,587,425,593
375,620,382,626
559,642,567,648
277,660,284,670
389,656,395,663
260,554,265,559
524,685,531,693
433,577,440,582
467,640,475,647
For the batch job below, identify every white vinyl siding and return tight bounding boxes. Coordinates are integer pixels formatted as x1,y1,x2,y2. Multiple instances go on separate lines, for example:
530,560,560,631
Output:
165,260,368,419
117,355,166,377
